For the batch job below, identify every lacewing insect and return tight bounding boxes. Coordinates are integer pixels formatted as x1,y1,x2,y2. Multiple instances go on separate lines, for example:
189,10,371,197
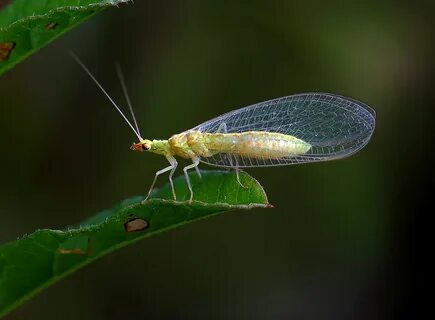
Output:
72,54,376,202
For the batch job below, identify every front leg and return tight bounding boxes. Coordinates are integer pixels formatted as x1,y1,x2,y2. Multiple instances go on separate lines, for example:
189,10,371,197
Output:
145,156,178,201
183,157,200,203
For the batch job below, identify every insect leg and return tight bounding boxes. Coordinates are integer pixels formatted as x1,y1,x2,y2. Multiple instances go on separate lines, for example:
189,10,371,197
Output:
217,123,242,180
195,166,202,179
215,122,245,187
183,157,200,203
234,155,247,188
145,156,177,201
226,154,245,187
167,157,178,200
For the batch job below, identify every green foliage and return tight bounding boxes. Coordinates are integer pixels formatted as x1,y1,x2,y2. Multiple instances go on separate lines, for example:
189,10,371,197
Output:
0,170,269,317
0,0,130,75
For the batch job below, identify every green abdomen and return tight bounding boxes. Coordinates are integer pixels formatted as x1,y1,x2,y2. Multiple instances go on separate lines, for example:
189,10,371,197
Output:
203,131,311,159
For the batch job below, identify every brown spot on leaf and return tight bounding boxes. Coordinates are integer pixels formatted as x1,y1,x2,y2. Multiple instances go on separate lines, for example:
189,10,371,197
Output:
58,248,86,255
0,41,15,61
46,22,59,30
58,236,91,255
124,218,149,232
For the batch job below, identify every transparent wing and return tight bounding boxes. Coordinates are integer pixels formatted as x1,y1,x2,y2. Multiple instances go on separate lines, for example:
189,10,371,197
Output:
193,93,376,168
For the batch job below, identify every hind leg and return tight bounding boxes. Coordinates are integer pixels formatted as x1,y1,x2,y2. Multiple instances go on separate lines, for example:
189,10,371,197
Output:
234,155,247,188
195,166,202,178
216,122,246,188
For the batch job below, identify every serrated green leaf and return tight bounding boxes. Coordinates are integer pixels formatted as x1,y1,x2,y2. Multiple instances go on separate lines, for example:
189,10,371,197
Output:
0,0,130,75
0,170,269,317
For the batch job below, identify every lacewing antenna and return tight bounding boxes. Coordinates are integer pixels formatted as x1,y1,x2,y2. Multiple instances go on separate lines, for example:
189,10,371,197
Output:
114,62,142,138
69,52,143,141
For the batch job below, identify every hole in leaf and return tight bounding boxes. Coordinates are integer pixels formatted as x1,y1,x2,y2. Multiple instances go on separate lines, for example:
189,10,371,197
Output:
0,41,15,61
124,218,149,232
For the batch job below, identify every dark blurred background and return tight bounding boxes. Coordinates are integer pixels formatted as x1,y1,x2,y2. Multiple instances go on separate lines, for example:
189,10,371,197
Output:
0,1,433,319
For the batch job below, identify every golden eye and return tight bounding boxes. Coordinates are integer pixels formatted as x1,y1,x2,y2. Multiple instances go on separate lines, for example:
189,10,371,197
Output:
141,144,149,151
